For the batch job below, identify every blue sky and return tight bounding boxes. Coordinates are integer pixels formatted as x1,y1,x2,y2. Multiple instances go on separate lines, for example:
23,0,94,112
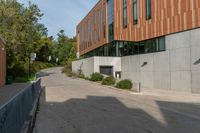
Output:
17,0,98,38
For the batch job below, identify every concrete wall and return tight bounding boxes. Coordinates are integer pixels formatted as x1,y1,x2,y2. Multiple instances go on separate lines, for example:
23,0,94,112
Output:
72,57,94,77
72,57,121,78
121,28,200,93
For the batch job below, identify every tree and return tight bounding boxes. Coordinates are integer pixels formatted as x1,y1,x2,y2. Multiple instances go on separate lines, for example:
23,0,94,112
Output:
0,0,48,76
50,30,76,65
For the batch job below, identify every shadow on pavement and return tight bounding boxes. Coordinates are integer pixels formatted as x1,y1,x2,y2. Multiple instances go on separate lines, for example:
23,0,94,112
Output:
35,88,200,133
36,72,55,78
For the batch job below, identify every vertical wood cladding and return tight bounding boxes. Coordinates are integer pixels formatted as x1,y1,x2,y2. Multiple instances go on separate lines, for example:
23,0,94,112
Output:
114,0,200,41
0,39,6,87
77,0,200,55
77,0,108,55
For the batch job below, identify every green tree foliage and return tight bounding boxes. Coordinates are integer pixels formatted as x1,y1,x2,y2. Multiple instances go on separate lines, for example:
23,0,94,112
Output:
0,1,76,79
0,0,48,77
51,30,76,65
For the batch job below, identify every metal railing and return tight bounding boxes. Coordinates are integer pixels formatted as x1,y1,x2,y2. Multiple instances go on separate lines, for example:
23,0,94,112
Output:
0,79,42,133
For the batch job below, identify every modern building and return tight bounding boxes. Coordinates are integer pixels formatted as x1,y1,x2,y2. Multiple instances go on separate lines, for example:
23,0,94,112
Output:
73,0,200,93
0,38,6,87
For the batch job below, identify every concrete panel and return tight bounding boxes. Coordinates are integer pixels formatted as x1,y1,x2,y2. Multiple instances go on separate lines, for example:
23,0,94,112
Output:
170,48,191,71
122,55,140,72
191,46,200,71
122,71,140,83
190,28,200,46
171,71,191,92
154,72,171,90
140,53,154,72
166,30,191,49
72,57,94,77
140,72,154,88
191,71,200,93
153,51,170,72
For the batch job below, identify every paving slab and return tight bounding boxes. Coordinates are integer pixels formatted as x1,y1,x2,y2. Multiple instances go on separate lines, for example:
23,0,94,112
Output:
34,67,200,133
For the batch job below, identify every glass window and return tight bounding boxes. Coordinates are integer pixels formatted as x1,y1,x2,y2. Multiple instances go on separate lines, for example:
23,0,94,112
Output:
98,11,101,41
123,0,127,28
103,3,106,38
83,37,165,57
133,0,138,25
108,0,114,42
158,37,165,51
146,0,151,20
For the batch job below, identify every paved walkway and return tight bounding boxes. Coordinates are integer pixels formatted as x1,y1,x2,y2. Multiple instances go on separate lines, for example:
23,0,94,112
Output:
0,83,30,107
34,67,200,133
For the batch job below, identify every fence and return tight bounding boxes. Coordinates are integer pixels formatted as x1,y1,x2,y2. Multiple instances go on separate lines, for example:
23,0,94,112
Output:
0,79,42,133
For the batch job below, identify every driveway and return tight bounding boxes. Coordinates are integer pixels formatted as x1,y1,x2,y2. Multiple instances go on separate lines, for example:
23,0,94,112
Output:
34,67,200,133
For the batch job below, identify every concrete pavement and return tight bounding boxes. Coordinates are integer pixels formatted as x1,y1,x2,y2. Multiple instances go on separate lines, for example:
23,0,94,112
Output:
34,67,200,133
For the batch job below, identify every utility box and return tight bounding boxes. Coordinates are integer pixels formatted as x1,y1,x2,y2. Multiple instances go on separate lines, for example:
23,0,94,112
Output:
0,38,6,87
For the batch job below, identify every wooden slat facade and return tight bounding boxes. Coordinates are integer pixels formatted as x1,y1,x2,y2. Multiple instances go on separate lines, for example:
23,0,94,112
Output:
0,38,6,87
77,0,200,56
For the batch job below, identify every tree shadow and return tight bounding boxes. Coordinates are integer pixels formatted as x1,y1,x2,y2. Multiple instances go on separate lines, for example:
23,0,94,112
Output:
36,72,55,78
36,88,200,133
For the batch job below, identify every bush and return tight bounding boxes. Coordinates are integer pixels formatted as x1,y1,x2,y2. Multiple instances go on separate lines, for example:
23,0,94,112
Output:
33,61,53,72
102,76,116,86
90,73,104,82
14,73,36,83
62,62,73,77
77,73,85,79
67,71,76,77
116,79,133,90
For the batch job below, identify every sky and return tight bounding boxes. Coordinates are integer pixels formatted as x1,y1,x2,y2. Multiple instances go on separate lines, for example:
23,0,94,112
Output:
17,0,98,38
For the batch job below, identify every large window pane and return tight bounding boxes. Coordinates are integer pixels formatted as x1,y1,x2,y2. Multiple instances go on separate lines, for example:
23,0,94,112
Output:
146,0,151,20
133,0,138,25
123,0,127,28
108,0,114,42
158,37,165,51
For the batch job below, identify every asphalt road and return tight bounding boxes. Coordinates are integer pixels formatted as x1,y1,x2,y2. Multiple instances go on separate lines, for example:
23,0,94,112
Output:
34,67,200,133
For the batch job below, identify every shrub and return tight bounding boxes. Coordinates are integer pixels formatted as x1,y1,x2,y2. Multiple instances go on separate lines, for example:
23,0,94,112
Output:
67,71,76,77
116,79,133,90
62,62,74,77
102,76,116,86
78,73,85,79
90,73,104,81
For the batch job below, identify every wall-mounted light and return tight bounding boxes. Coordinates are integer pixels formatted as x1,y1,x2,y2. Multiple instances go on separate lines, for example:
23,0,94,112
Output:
141,62,148,67
1,48,4,51
194,58,200,65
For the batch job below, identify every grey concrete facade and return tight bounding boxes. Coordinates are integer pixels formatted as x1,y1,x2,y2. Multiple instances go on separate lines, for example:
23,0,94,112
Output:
72,28,200,93
72,57,121,78
121,28,200,93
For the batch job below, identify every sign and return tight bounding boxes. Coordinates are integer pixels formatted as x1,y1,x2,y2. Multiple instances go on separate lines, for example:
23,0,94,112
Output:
31,53,36,61
48,56,52,61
